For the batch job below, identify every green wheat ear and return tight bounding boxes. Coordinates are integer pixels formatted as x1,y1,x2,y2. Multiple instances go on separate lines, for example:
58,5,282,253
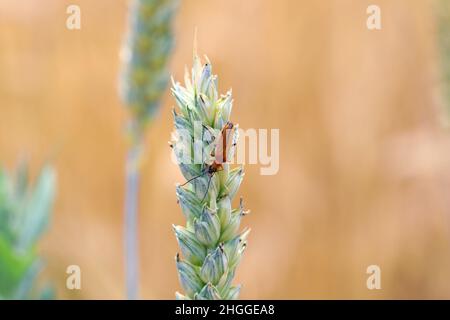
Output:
171,49,250,300
120,0,178,140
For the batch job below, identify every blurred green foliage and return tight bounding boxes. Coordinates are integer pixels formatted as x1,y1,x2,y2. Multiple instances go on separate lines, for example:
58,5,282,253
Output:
0,163,55,299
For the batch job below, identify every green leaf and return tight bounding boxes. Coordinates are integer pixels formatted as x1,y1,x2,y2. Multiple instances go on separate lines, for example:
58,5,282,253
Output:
13,260,42,299
0,235,35,298
17,166,55,250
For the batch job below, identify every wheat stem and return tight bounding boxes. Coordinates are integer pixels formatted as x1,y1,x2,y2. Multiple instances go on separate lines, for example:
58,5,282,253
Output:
124,141,142,300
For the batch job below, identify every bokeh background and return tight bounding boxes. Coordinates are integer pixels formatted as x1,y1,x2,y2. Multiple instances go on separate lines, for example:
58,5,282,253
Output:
2,0,450,299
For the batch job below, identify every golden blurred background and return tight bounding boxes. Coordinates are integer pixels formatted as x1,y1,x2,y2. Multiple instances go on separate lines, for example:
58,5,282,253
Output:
2,0,450,299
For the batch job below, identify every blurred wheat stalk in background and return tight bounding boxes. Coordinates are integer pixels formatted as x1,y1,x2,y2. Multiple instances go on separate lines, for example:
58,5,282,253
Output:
437,0,450,121
0,163,55,299
119,0,178,299
171,51,249,300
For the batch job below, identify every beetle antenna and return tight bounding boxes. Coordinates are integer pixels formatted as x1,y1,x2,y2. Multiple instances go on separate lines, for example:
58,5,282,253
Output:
200,174,213,203
179,172,205,187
